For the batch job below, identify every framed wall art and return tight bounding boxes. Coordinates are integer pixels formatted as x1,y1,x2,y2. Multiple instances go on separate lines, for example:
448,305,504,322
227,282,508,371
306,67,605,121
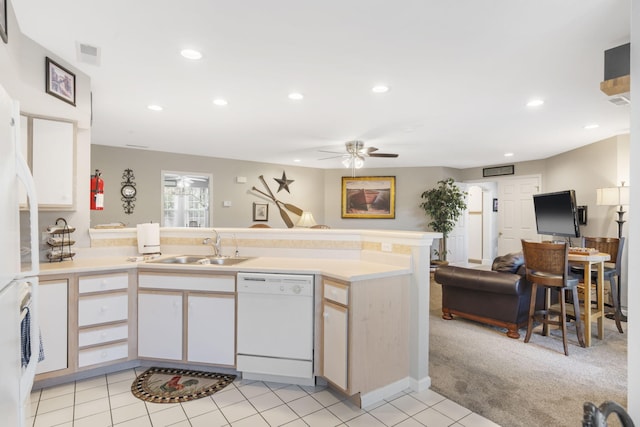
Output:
1,0,7,44
253,202,269,221
341,176,396,219
45,57,76,106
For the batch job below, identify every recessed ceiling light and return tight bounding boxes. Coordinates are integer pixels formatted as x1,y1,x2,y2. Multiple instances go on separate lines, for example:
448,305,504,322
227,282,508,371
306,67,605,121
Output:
213,98,228,106
372,85,390,93
293,159,301,163
584,124,599,130
180,49,202,60
504,152,514,157
526,99,544,107
288,92,304,100
147,104,163,111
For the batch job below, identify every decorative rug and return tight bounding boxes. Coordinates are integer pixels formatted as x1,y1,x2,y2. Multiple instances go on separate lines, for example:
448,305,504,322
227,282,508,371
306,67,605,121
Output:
131,367,236,403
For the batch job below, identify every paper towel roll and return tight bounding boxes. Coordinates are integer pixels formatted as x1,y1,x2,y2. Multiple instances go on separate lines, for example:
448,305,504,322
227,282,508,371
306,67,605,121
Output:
137,223,161,254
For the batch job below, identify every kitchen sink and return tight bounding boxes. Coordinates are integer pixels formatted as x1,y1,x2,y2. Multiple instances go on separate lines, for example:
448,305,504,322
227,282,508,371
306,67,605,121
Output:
148,255,251,265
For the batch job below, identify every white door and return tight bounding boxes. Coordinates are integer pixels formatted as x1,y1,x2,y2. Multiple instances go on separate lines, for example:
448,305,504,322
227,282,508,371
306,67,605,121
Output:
138,292,182,360
497,176,541,254
187,294,235,365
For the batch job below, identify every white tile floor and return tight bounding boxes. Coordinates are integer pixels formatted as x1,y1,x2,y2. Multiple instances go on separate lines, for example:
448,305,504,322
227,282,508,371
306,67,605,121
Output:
27,368,500,427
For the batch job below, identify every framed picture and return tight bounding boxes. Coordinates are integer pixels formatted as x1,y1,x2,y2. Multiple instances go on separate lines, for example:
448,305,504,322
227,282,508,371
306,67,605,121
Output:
253,202,269,221
1,0,7,44
45,57,76,106
341,176,396,219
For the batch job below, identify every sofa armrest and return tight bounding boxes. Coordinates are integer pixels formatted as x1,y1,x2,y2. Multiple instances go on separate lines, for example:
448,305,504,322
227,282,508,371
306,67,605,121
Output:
434,265,529,296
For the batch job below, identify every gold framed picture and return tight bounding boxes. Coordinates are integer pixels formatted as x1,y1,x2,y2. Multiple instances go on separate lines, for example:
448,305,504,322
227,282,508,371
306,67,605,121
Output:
341,176,396,219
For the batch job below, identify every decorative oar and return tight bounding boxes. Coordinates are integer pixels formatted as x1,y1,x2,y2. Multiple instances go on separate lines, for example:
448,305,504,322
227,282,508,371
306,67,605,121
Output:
257,176,294,228
257,176,304,215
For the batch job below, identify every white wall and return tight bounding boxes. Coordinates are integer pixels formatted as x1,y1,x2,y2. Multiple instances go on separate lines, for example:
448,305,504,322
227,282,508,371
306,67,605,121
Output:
627,0,638,419
0,3,92,248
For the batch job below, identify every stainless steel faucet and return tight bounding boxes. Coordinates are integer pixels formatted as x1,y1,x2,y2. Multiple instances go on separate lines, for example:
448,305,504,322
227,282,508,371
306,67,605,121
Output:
203,229,222,257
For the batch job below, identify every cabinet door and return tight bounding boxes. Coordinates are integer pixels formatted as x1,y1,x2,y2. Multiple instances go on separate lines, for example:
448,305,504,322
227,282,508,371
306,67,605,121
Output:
31,118,75,209
138,292,182,360
36,280,68,374
323,301,348,391
187,294,235,365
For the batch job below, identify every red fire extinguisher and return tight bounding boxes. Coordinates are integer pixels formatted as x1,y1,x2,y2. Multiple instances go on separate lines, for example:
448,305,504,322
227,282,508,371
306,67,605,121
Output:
90,169,104,210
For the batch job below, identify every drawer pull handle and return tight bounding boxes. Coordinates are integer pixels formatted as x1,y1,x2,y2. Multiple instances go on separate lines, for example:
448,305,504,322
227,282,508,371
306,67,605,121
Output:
101,351,108,358
100,332,107,338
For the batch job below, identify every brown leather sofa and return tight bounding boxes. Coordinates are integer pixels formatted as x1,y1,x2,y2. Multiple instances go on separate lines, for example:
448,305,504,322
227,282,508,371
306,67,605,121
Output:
434,253,543,339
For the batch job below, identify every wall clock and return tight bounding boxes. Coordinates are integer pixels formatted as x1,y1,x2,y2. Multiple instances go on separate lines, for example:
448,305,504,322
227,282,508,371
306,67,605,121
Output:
121,168,137,214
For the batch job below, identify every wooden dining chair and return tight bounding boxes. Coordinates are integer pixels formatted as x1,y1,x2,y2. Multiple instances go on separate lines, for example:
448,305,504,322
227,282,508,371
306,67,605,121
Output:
249,223,271,228
521,239,586,356
571,237,624,334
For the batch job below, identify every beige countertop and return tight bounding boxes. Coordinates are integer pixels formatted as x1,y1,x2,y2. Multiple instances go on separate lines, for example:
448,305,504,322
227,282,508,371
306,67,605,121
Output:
37,255,411,282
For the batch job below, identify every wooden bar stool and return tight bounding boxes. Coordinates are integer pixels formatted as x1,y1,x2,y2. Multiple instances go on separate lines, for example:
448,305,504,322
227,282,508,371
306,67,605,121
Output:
521,240,586,356
571,237,624,333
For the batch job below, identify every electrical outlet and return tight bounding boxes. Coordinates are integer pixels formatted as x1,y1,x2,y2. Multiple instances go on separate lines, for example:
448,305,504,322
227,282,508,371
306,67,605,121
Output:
223,200,232,207
381,242,392,252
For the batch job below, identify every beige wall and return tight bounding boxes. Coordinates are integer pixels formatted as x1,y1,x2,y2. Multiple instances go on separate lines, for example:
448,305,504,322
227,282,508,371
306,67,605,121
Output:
91,145,326,228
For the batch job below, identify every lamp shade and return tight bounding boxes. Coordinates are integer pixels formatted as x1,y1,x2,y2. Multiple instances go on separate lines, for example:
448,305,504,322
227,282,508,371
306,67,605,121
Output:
296,212,317,227
596,185,630,206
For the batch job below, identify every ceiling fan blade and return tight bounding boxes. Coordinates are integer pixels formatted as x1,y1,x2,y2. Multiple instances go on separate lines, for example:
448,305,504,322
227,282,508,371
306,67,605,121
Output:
318,149,344,154
368,152,399,158
318,154,346,160
363,147,379,154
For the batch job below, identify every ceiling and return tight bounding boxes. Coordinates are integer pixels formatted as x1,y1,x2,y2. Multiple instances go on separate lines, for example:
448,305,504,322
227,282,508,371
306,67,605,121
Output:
12,1,631,170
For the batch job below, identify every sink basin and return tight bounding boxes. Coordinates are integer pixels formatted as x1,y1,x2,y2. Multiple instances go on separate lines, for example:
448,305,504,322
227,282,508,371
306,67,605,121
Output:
206,256,251,265
148,255,251,266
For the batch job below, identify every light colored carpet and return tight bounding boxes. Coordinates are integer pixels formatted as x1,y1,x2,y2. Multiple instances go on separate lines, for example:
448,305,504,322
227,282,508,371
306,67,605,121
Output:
428,279,627,427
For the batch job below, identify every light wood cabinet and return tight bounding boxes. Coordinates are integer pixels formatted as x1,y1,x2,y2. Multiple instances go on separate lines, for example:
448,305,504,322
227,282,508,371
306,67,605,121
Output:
36,279,68,375
321,275,410,398
138,292,183,360
187,294,235,365
20,114,76,210
322,300,348,390
138,271,236,366
77,272,130,368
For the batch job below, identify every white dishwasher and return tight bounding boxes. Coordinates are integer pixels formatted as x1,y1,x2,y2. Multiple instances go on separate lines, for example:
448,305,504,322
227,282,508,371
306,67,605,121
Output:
236,272,314,385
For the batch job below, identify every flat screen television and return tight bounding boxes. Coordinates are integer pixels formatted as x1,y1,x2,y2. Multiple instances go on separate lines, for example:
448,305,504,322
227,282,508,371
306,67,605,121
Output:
533,190,581,238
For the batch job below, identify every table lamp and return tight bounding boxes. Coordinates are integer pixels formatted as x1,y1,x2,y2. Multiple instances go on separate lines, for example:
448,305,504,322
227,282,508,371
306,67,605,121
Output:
296,212,317,228
596,182,630,238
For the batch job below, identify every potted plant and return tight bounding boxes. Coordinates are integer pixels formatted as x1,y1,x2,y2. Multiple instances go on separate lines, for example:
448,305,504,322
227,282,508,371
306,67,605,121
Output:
420,178,467,265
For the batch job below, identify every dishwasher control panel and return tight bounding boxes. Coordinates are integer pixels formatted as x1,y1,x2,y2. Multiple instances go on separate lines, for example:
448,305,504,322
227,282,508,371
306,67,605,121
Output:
237,272,314,297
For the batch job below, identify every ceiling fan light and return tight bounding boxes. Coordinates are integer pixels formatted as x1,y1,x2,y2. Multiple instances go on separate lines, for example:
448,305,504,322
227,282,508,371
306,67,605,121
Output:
354,157,364,169
342,157,352,168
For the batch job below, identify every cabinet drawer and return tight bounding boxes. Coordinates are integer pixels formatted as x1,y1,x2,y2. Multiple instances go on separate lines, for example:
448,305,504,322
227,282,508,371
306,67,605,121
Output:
78,293,128,326
79,273,128,294
79,323,128,347
324,281,349,305
139,273,235,292
78,342,128,367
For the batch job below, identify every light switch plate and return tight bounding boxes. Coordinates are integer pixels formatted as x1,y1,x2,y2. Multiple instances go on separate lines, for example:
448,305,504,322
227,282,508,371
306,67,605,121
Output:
236,176,247,183
223,200,232,207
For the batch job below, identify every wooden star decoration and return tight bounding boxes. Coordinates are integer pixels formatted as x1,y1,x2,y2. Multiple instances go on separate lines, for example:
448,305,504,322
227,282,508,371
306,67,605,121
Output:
274,171,295,193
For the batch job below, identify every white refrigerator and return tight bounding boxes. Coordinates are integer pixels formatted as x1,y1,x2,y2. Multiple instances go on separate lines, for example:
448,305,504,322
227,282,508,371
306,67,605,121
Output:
0,83,40,426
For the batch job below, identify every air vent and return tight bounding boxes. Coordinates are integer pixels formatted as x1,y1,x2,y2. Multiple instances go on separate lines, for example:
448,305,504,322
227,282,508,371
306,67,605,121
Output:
76,42,101,66
608,93,631,106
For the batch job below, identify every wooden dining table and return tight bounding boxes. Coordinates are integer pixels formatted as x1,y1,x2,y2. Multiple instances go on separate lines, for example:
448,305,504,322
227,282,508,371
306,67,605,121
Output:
568,251,610,347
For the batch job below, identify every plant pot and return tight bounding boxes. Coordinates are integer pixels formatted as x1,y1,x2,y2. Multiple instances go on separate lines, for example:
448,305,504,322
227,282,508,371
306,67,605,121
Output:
430,260,449,268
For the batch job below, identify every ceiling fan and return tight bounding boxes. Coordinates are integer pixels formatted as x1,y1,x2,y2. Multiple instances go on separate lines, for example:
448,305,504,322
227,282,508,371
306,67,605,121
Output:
319,141,399,176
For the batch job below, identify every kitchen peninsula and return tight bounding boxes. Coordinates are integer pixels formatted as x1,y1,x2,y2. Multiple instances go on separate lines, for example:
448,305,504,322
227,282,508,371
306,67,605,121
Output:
36,227,438,407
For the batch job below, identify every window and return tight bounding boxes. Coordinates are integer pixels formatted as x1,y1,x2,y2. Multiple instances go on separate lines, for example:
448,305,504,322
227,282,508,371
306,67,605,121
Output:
162,171,212,227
